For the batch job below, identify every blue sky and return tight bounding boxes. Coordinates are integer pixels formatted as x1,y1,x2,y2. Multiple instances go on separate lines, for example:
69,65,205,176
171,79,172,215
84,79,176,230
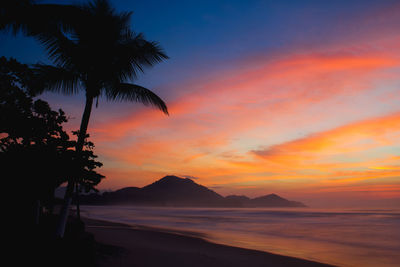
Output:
2,0,400,206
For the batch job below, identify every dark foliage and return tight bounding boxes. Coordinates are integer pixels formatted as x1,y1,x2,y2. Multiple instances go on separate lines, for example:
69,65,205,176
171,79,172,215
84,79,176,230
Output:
0,57,104,217
0,0,85,39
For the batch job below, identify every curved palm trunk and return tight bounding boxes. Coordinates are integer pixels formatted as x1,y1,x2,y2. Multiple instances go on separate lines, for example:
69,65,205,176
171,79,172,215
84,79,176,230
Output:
75,183,81,221
55,95,94,238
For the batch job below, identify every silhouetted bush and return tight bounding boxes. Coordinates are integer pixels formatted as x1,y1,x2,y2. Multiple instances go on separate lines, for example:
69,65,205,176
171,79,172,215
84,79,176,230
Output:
0,57,104,223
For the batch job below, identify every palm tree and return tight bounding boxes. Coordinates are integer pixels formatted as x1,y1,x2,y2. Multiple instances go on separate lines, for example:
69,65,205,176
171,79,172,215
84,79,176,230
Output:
2,0,169,237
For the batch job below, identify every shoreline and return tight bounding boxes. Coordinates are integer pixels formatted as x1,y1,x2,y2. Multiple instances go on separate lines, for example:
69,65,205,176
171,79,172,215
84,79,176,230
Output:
83,217,334,267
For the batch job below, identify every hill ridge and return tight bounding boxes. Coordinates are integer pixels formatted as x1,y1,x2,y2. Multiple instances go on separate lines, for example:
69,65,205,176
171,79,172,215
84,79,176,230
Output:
79,175,306,207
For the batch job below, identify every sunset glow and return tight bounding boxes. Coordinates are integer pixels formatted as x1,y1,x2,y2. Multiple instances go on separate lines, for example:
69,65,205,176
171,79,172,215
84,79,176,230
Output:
89,3,400,207
4,1,400,266
90,51,400,206
3,0,399,207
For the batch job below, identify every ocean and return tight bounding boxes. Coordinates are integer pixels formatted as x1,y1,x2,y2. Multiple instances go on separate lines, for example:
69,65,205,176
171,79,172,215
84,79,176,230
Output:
81,206,400,267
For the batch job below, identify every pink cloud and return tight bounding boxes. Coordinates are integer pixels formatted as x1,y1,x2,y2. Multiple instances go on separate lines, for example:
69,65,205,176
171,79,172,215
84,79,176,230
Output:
82,24,400,205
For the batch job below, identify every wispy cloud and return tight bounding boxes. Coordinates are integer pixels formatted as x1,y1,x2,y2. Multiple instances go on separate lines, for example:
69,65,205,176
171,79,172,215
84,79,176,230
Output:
85,8,400,204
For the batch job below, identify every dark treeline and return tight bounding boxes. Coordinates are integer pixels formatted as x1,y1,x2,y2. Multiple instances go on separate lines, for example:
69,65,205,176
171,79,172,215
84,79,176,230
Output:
1,56,104,265
1,56,104,219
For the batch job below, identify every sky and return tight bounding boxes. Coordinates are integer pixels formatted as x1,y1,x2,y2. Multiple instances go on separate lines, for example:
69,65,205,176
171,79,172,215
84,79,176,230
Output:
2,0,400,208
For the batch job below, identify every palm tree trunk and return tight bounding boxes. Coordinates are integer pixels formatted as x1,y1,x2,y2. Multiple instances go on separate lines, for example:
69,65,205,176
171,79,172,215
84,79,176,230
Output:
75,183,81,221
55,95,94,238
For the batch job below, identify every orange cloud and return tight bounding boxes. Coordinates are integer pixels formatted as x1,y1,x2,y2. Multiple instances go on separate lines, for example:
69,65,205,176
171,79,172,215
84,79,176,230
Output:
252,112,400,163
86,35,400,204
91,52,399,143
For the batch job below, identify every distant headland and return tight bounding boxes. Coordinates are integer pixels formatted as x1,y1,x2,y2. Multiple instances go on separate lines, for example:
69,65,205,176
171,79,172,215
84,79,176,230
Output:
79,175,306,207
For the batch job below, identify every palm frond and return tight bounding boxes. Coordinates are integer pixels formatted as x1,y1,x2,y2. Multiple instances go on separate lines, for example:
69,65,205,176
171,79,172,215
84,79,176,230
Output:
0,1,84,37
105,83,168,115
36,31,78,68
110,31,168,81
33,64,81,95
0,0,33,34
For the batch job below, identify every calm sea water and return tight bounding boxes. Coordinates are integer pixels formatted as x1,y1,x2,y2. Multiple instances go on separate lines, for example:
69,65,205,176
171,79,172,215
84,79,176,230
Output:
82,206,400,267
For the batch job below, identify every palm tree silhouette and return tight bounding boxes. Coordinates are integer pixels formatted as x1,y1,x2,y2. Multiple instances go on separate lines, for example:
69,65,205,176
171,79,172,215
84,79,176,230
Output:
2,0,169,237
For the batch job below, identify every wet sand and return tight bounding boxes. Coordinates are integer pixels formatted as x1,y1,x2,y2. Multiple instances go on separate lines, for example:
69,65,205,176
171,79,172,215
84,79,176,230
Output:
84,218,334,267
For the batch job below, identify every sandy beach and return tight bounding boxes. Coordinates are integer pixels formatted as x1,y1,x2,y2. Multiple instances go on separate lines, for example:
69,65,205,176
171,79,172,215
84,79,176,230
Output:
84,218,333,267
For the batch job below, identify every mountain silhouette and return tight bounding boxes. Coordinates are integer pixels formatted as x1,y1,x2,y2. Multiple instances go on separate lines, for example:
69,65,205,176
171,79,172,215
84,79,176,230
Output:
79,175,306,207
139,176,225,206
250,194,305,207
